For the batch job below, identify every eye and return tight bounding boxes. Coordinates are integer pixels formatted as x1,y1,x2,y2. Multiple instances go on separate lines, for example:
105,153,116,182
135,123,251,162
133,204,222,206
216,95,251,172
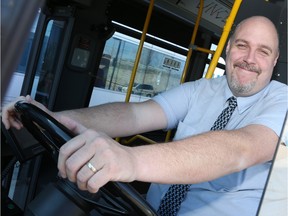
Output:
236,43,247,49
258,48,270,57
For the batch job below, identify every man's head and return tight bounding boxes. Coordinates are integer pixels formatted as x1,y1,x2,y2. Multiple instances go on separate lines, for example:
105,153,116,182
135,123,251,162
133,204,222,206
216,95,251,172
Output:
225,16,279,97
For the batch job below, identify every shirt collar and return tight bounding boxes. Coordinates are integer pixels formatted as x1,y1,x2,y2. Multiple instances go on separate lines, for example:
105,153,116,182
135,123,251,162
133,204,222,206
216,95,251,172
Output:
224,81,269,114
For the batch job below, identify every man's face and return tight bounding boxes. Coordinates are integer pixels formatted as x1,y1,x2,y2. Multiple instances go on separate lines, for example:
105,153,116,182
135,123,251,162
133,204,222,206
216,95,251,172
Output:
225,17,279,97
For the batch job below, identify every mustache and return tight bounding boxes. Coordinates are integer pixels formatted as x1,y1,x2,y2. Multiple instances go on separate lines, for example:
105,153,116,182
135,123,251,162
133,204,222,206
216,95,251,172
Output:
234,62,260,73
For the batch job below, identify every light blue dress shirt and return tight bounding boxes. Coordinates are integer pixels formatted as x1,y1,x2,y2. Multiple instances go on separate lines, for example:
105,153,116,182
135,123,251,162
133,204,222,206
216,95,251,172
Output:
147,76,287,216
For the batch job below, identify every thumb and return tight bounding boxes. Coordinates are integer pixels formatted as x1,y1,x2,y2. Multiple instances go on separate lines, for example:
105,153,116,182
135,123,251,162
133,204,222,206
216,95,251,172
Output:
57,115,87,135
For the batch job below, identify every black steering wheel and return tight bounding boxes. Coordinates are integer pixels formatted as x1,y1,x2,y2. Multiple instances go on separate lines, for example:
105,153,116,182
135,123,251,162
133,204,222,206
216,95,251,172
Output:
14,101,157,216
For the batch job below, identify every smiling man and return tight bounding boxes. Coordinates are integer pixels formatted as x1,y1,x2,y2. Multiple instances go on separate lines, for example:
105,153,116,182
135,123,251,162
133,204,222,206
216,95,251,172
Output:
2,16,287,216
225,16,279,97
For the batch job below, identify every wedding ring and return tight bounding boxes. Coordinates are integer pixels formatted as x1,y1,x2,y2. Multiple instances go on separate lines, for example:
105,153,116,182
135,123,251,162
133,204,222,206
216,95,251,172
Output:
87,162,97,173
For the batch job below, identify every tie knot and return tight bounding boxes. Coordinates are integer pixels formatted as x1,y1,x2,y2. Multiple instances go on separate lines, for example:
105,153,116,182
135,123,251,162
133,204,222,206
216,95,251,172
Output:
210,96,238,131
228,96,237,109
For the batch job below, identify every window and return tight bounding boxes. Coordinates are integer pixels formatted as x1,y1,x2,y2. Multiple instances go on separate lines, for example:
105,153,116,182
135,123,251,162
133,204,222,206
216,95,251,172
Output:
30,19,67,107
89,32,187,106
202,43,225,78
1,13,40,107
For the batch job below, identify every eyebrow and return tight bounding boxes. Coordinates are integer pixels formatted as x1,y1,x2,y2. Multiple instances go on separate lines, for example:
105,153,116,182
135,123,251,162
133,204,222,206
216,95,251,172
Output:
234,39,273,54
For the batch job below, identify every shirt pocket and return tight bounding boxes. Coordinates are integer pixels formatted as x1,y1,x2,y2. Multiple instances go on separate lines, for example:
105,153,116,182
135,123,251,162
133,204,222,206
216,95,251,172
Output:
173,120,198,140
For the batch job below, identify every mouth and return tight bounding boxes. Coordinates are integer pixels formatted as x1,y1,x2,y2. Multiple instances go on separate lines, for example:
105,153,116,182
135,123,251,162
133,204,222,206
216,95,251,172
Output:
234,62,260,75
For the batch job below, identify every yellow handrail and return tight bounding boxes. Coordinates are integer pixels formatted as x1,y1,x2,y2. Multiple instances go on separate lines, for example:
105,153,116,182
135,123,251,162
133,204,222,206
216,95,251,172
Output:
124,0,154,102
180,0,204,83
195,46,215,55
116,0,154,143
121,0,242,145
165,0,204,142
121,134,157,145
205,0,242,79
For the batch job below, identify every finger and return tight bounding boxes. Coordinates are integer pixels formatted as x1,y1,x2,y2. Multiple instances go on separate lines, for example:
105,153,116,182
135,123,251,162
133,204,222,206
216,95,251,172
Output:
86,167,110,193
1,109,11,129
2,111,16,129
57,115,87,134
63,130,105,182
2,96,26,129
57,135,87,179
76,161,100,191
58,131,98,180
9,117,23,130
25,95,33,103
64,138,99,182
28,95,50,114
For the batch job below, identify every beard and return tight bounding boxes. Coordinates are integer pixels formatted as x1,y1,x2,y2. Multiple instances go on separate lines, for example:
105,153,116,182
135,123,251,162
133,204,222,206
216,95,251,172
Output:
227,61,260,95
228,72,257,95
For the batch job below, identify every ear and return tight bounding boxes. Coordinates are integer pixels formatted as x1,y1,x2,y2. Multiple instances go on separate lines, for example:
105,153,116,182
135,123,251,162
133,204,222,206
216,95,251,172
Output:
273,51,279,67
226,39,231,55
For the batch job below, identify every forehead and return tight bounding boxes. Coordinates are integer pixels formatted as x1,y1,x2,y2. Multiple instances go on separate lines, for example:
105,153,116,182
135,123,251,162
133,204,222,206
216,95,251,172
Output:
233,18,279,52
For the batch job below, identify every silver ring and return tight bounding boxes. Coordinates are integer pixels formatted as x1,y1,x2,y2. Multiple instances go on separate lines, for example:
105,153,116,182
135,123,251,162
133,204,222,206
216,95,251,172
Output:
87,162,97,173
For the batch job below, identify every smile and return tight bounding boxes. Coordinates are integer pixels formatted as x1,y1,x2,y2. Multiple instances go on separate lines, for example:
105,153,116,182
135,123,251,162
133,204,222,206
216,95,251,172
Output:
234,62,260,74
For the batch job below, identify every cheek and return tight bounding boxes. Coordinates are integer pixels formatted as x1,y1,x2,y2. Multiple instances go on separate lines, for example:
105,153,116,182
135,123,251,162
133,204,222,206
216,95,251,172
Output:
225,53,234,70
226,50,245,66
256,63,274,85
258,59,275,76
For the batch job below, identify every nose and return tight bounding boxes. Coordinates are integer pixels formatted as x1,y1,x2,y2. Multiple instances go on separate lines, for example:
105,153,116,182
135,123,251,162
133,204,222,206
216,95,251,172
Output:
243,48,256,64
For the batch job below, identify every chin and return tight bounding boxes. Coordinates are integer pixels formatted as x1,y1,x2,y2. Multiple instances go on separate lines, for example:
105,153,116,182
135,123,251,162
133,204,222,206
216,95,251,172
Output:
230,80,257,96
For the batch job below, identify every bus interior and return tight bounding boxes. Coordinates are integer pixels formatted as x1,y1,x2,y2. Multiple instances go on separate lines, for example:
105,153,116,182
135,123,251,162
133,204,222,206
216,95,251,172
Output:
1,0,287,215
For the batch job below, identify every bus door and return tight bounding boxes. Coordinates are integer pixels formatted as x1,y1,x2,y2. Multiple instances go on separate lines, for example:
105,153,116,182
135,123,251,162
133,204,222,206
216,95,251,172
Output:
22,2,115,111
20,5,75,110
2,2,115,212
1,5,76,212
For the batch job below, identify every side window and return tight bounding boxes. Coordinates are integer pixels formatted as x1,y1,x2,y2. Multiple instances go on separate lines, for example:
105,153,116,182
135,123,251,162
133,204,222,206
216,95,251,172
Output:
30,20,67,107
1,13,40,107
89,31,187,106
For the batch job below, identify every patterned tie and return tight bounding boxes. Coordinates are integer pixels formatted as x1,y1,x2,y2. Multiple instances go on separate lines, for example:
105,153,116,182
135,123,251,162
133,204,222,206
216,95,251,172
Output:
157,96,237,216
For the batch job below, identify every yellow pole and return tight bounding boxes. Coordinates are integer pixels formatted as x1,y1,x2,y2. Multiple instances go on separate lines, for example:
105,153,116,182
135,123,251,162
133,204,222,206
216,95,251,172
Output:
205,0,242,79
124,0,154,102
116,1,154,143
165,0,204,143
195,46,215,54
180,0,204,83
122,134,157,145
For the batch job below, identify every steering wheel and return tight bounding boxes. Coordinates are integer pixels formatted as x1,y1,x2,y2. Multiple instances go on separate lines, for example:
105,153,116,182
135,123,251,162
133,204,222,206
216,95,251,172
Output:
14,101,157,216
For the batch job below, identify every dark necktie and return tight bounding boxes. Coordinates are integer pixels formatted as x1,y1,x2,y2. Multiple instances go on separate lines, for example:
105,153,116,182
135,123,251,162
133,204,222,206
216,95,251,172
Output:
157,96,237,216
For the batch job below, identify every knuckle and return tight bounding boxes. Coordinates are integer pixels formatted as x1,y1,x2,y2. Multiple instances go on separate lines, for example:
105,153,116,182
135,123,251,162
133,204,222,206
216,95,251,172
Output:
76,172,86,185
59,145,69,157
87,180,98,193
85,129,97,137
102,147,114,158
94,136,107,146
65,159,77,173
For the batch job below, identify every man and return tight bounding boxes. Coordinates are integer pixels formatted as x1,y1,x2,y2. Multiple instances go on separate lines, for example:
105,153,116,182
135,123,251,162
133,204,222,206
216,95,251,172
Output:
2,16,287,215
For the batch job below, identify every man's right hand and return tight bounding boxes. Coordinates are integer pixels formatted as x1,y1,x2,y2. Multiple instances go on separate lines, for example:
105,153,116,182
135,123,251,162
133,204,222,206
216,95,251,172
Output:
1,95,51,130
1,95,87,137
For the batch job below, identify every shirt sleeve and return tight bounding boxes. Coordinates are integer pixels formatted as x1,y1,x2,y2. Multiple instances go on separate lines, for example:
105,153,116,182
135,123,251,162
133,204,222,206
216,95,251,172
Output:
249,84,287,137
152,79,204,130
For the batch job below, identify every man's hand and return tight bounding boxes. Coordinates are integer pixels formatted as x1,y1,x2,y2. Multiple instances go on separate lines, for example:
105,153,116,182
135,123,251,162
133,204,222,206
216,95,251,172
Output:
1,95,50,130
1,95,86,134
57,129,137,193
